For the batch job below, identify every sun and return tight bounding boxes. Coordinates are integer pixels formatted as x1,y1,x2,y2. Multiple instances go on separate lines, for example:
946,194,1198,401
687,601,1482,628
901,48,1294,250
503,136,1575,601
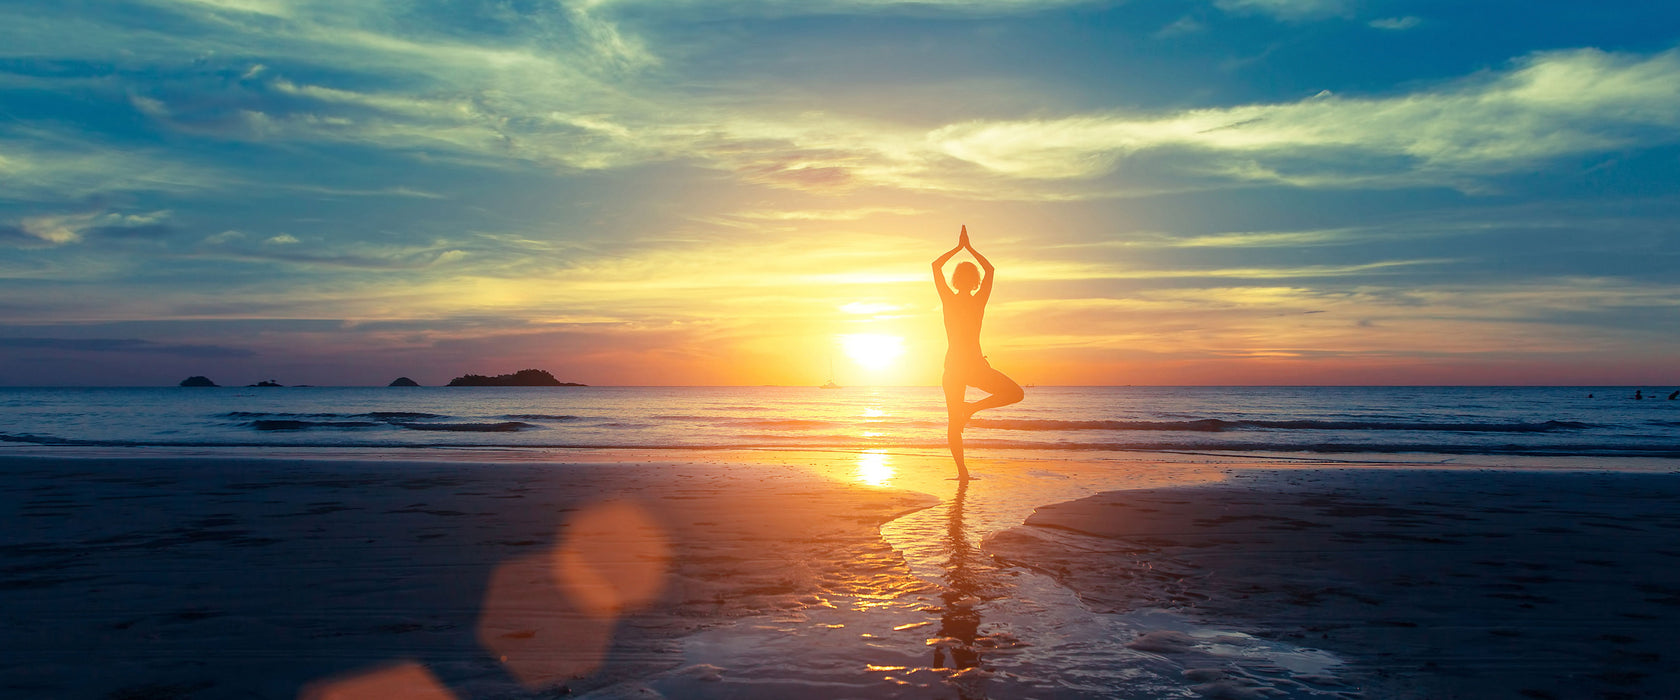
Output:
840,333,905,371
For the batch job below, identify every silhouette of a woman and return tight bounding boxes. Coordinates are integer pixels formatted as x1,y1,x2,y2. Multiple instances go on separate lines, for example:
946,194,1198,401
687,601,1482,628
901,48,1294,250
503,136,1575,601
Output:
933,226,1023,480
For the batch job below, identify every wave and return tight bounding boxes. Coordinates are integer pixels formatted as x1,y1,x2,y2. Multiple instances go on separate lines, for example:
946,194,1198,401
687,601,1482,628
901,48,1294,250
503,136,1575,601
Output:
6,430,1680,457
740,419,842,429
248,420,380,431
224,411,341,419
501,414,580,421
393,422,535,433
968,418,1594,433
224,411,448,421
243,420,537,432
0,433,85,445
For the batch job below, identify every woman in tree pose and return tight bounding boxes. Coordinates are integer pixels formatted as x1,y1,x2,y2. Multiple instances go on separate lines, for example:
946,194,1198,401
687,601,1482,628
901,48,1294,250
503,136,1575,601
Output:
933,226,1023,480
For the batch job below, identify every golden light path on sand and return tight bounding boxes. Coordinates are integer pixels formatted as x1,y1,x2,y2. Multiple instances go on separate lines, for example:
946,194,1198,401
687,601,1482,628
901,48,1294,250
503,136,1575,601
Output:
299,442,1352,697
854,449,895,487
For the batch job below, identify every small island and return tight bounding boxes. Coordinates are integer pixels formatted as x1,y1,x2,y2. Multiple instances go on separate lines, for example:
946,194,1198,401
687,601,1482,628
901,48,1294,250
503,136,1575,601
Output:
248,380,284,388
446,369,585,387
178,376,219,387
388,377,421,387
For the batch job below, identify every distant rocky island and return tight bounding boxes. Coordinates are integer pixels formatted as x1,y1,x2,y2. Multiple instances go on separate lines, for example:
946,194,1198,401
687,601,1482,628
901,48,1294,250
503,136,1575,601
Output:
177,376,284,387
388,377,421,387
446,369,584,387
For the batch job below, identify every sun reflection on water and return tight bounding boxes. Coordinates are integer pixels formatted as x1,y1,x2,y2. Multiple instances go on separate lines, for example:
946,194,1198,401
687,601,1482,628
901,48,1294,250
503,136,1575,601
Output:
855,449,895,487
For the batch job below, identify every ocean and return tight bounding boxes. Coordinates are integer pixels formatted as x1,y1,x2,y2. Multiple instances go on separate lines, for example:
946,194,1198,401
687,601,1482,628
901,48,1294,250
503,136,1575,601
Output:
2,385,1677,457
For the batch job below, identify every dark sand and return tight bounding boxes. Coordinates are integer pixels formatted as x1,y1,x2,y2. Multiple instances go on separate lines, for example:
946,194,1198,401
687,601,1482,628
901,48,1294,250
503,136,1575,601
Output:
10,451,1679,699
0,454,932,699
986,468,1680,699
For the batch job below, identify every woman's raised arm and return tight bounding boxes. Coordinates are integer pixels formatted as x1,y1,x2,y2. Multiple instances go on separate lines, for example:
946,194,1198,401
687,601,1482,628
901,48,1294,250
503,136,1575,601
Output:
961,228,995,299
932,235,963,297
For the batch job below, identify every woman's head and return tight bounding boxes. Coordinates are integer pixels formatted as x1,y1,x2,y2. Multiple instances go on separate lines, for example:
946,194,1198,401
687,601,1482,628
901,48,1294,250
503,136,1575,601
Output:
952,261,980,292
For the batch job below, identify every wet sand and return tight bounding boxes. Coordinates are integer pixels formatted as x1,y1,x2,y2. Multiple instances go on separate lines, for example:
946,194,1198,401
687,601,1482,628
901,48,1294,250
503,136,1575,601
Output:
0,452,932,698
5,450,1678,698
988,468,1680,699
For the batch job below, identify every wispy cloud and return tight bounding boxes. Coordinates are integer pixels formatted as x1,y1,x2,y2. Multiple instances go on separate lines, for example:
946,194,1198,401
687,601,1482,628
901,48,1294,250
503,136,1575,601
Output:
0,131,223,201
930,48,1680,191
1213,0,1348,20
717,206,926,222
1155,16,1207,38
0,337,255,358
12,0,1679,204
1368,16,1421,31
5,210,173,246
2,0,1678,384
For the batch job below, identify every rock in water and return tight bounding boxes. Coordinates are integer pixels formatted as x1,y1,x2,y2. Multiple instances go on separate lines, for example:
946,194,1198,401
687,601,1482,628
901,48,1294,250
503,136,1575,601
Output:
388,377,421,387
179,376,219,387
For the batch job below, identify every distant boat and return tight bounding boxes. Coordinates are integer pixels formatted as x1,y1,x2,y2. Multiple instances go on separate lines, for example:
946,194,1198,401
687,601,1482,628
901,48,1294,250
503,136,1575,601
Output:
820,354,842,389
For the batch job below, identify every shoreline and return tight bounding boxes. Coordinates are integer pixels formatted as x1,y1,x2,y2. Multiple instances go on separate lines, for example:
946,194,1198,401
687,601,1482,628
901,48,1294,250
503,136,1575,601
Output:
987,468,1680,698
6,443,1679,472
4,448,1678,698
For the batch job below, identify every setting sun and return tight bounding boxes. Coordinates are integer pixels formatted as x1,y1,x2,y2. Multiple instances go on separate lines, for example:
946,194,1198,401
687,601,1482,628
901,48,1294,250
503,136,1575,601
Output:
840,334,906,371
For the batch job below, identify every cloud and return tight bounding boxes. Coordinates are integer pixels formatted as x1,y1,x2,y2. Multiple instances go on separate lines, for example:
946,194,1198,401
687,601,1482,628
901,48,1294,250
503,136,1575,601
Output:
1155,16,1206,38
0,337,256,358
1094,227,1364,248
26,0,1669,204
219,45,1680,198
720,206,925,222
190,233,465,270
282,185,445,199
928,48,1680,190
5,210,173,246
0,132,222,201
579,0,1102,16
1368,16,1421,30
1213,0,1348,20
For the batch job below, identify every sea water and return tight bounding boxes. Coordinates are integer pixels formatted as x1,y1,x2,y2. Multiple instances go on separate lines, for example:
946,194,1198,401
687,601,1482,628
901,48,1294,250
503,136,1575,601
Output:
1,385,1677,456
4,386,1678,698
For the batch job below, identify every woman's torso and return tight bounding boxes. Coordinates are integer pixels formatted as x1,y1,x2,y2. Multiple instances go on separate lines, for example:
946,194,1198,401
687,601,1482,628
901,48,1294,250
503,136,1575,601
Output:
942,293,984,365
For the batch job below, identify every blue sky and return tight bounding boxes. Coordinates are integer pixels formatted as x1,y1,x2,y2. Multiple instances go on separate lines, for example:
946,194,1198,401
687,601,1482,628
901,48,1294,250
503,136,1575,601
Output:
2,0,1677,386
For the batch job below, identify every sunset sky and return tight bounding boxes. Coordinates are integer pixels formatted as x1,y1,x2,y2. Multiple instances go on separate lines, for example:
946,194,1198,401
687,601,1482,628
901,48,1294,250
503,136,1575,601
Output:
2,0,1678,386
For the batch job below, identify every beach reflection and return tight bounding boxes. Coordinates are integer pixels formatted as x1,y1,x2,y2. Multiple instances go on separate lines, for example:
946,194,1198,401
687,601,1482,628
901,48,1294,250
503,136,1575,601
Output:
855,449,895,487
934,479,987,697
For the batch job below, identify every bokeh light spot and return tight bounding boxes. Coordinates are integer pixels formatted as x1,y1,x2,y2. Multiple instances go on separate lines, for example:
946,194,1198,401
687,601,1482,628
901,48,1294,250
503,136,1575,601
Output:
297,661,455,700
477,500,671,689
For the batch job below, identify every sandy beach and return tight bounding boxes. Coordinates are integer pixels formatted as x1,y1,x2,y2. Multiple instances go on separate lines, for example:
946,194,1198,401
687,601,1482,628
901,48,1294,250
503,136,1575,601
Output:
3,449,1677,698
988,466,1680,699
0,451,934,699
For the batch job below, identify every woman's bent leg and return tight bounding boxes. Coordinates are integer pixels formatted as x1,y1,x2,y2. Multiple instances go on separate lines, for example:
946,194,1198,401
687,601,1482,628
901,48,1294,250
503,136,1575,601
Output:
964,366,1024,416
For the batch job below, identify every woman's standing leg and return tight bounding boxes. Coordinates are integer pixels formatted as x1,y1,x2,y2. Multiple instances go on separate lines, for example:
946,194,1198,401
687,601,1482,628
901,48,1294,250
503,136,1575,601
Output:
943,374,970,480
